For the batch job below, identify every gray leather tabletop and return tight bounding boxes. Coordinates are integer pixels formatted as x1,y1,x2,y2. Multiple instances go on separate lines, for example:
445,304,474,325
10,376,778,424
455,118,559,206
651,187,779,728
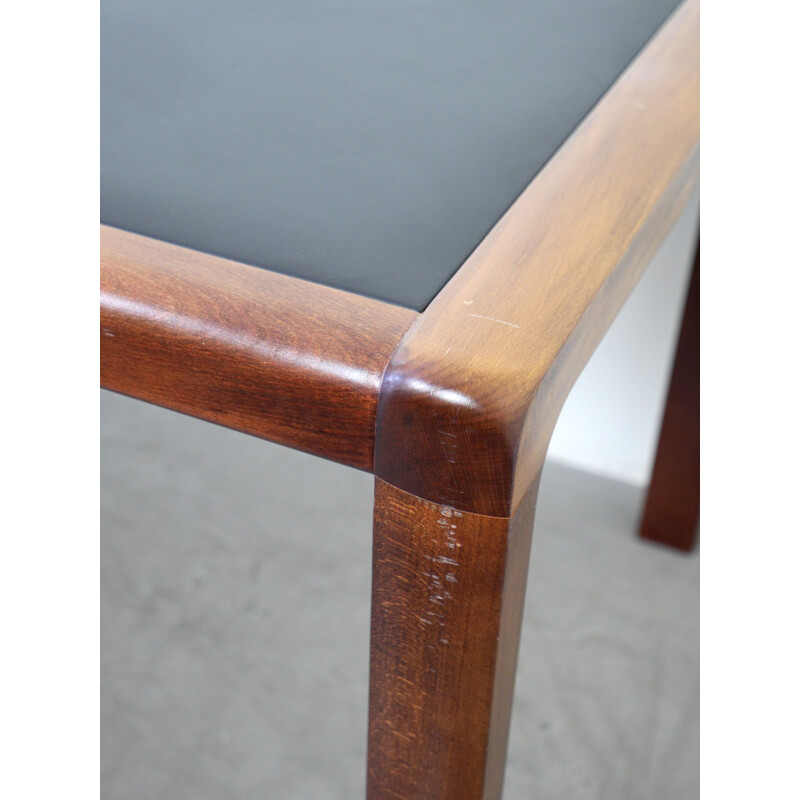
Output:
101,0,681,311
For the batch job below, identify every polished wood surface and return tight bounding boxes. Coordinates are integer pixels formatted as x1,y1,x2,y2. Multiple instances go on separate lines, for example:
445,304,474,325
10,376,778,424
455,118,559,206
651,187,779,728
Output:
101,226,417,471
375,0,700,517
368,477,540,800
101,4,699,796
640,236,700,551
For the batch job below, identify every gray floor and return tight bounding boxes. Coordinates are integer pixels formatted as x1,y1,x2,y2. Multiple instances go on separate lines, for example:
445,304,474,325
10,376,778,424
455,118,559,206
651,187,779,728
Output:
101,391,699,799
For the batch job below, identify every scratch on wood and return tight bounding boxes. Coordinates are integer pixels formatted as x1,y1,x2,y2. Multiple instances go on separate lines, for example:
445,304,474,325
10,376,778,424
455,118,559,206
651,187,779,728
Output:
467,313,520,329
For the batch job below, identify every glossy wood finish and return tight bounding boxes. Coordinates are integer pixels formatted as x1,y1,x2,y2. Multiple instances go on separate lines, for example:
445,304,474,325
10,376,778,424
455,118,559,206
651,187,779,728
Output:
100,225,417,471
101,4,699,797
640,236,700,551
368,477,540,800
375,0,700,518
366,2,699,795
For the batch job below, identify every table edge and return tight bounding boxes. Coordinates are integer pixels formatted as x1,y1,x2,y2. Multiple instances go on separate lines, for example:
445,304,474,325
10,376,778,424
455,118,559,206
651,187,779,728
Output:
374,0,700,517
100,225,418,471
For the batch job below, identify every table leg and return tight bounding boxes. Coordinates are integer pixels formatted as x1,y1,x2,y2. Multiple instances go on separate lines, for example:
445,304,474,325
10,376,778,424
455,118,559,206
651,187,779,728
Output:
640,234,700,551
366,476,540,800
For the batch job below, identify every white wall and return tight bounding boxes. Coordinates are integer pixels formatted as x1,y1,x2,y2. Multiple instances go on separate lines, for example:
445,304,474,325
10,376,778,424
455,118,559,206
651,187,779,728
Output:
547,190,699,487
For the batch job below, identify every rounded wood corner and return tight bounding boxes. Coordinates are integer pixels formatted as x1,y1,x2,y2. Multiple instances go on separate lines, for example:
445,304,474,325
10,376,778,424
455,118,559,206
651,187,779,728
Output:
373,0,698,518
374,351,526,518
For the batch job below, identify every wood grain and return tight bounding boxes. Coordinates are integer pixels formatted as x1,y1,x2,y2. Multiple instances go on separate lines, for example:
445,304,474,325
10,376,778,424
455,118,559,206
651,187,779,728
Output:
100,226,417,471
640,235,700,551
368,477,539,800
375,0,700,517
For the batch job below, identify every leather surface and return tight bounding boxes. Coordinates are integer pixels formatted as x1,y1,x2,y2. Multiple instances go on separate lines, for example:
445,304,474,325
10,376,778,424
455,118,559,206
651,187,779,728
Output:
101,0,681,310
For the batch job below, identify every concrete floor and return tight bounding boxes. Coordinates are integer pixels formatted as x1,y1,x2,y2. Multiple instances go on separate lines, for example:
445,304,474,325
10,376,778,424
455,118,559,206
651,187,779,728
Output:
101,390,699,799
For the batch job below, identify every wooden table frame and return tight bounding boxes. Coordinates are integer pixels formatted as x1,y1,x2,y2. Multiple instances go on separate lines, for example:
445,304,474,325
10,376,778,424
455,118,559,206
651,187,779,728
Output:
101,1,699,796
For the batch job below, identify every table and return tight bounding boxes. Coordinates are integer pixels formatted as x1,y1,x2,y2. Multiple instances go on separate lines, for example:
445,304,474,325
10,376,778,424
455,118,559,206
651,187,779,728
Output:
100,0,699,796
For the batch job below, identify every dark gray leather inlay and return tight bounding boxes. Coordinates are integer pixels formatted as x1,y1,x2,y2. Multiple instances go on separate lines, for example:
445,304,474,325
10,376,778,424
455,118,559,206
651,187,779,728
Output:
101,0,681,310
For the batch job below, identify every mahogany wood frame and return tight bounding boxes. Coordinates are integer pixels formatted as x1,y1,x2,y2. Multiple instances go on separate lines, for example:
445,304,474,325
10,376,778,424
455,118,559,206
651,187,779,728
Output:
100,0,699,797
100,225,417,471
